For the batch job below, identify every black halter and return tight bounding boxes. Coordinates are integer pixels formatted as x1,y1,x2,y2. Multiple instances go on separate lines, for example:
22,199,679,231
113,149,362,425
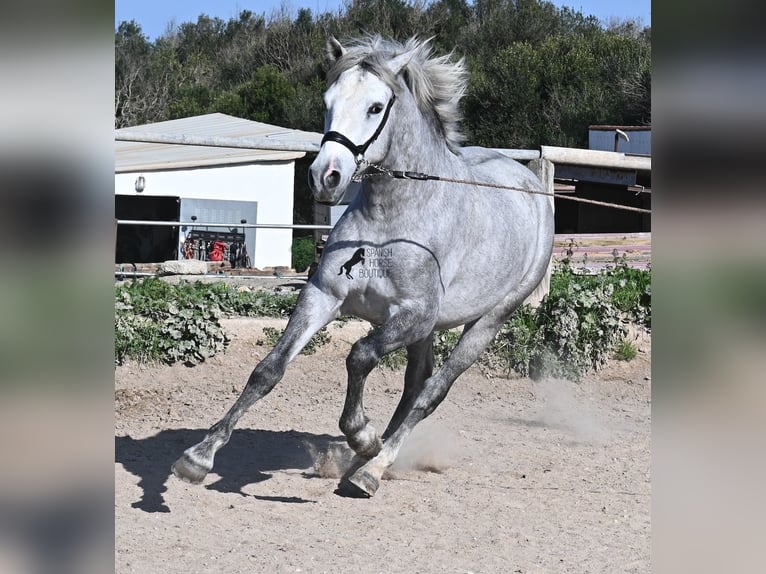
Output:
320,95,396,162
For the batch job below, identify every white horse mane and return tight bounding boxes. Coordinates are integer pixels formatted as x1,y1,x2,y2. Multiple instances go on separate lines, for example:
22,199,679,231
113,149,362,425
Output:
327,35,468,151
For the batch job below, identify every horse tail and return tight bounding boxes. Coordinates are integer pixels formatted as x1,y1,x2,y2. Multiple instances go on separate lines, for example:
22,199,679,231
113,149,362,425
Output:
338,266,344,276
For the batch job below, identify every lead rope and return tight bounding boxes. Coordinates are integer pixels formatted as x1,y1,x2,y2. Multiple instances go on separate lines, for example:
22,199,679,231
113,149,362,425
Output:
353,159,651,215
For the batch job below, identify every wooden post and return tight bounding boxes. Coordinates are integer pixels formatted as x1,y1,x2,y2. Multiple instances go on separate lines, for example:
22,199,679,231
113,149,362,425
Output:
524,158,555,307
527,158,555,210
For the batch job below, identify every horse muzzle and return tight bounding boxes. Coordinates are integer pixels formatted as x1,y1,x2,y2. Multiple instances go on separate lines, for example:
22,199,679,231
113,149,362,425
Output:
308,160,350,206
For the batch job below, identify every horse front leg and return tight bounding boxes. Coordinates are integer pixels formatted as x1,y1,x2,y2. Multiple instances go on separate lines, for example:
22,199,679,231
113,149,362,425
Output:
172,283,341,484
339,311,434,461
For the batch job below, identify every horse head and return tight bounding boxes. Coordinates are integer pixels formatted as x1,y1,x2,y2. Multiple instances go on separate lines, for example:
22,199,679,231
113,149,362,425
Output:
308,36,417,205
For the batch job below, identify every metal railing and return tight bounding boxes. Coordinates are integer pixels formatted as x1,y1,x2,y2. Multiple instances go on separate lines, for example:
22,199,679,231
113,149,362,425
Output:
116,220,333,230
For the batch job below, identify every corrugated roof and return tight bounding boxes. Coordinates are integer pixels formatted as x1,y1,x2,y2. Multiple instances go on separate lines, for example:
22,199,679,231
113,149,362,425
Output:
115,113,323,173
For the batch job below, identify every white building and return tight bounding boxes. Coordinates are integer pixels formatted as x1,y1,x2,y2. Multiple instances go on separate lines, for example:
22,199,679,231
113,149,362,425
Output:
115,113,321,269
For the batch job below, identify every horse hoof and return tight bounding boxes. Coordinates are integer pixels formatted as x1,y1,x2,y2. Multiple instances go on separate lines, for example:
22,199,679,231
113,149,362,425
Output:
171,453,209,484
341,468,379,498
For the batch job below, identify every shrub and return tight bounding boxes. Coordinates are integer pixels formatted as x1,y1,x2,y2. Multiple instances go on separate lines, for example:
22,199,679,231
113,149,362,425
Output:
115,263,651,377
224,289,298,317
291,236,315,273
433,329,462,366
258,326,330,355
483,305,542,377
531,277,626,380
114,278,297,365
553,261,651,327
378,347,408,370
614,338,638,361
115,280,229,366
376,329,461,371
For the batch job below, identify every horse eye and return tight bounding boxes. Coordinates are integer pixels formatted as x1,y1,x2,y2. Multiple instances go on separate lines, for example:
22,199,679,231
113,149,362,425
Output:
368,103,384,115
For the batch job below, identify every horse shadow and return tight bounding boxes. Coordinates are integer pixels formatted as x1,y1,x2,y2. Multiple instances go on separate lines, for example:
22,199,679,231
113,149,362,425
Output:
115,428,341,513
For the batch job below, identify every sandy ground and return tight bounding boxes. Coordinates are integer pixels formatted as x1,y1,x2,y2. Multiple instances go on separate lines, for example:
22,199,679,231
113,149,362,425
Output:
115,317,651,574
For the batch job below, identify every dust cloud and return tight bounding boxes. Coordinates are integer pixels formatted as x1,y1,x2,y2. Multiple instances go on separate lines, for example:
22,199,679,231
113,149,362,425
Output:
533,378,610,444
305,420,460,479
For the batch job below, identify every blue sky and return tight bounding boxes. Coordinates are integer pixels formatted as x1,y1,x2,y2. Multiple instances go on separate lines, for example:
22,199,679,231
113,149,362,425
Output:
115,1,651,41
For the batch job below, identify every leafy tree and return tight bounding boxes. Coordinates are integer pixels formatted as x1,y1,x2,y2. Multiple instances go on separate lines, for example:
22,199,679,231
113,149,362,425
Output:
166,84,214,120
426,0,470,47
236,65,296,124
115,0,651,148
210,91,247,118
114,21,157,127
344,0,421,40
463,27,650,148
464,42,544,147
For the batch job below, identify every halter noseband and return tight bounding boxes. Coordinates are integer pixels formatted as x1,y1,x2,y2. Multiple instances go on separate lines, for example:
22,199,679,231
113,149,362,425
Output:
320,94,396,163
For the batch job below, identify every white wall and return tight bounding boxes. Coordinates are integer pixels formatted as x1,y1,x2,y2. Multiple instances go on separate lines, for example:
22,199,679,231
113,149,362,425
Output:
115,162,295,269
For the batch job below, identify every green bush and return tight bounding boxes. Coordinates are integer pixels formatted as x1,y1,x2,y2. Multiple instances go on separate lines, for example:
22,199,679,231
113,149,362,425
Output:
429,264,648,381
258,326,330,355
532,276,626,380
114,278,296,365
115,280,229,366
552,261,651,327
375,328,461,371
614,338,638,361
378,347,408,370
483,305,543,377
433,329,462,367
291,236,315,273
115,277,296,319
115,263,651,378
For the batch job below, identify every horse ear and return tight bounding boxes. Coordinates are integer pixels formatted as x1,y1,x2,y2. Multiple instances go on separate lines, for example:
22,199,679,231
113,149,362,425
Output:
385,47,417,75
327,36,346,62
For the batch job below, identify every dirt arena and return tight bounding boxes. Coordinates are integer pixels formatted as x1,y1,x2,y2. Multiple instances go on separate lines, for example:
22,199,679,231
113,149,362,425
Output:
115,316,650,573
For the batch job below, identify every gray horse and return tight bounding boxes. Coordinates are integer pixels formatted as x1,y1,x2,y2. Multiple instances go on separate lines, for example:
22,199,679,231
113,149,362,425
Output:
172,35,554,497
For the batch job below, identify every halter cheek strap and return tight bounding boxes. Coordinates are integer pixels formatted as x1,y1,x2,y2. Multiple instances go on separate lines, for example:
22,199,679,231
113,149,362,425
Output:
320,95,396,162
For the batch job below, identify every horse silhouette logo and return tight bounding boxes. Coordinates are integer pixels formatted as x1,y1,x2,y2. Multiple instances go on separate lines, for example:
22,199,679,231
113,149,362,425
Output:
338,248,365,279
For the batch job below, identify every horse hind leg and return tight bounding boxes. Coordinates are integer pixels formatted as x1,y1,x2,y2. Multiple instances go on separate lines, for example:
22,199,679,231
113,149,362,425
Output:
382,333,434,441
171,283,340,484
343,311,510,498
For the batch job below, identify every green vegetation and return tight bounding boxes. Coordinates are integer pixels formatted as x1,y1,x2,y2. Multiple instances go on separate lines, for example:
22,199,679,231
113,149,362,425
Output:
114,2,652,375
378,346,408,370
114,278,296,365
614,338,639,361
116,2,650,237
291,236,316,273
116,1,650,150
375,263,650,381
114,281,230,366
258,326,330,355
115,264,650,380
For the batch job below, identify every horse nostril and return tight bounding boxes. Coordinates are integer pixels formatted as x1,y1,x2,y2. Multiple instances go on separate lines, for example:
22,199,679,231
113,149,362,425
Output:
324,170,341,189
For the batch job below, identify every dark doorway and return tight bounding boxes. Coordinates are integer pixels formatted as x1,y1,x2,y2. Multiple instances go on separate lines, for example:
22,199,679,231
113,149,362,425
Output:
115,196,180,263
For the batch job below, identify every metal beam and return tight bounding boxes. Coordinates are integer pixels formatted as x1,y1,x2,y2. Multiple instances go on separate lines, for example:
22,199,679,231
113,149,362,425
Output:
541,145,651,171
116,220,333,230
492,148,541,161
555,165,637,186
116,131,321,153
